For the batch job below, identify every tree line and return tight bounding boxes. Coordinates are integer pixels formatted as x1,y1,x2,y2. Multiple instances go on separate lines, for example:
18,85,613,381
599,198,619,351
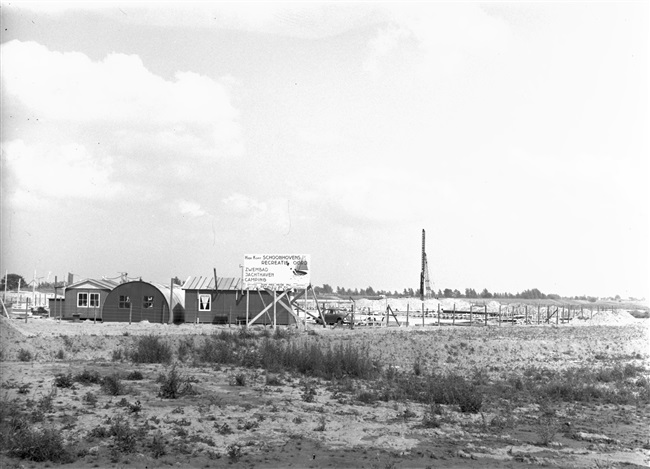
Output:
313,284,613,302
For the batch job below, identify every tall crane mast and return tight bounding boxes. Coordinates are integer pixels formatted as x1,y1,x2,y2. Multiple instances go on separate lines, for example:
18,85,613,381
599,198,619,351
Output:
420,229,433,300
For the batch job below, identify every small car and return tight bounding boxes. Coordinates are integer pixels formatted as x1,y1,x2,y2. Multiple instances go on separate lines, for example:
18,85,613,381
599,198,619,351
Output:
315,309,349,325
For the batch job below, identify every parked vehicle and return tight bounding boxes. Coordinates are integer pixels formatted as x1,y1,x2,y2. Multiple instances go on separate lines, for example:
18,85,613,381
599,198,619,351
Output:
315,309,349,325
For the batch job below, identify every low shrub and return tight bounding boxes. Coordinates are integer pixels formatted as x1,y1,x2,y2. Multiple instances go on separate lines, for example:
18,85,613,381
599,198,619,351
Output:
265,373,283,386
215,422,232,435
54,373,74,388
111,349,125,361
151,431,166,458
357,390,377,404
157,366,196,399
131,335,173,364
177,337,195,362
125,370,144,381
233,373,246,387
110,416,138,453
75,369,102,385
17,349,32,362
101,374,125,396
537,415,558,446
314,416,326,431
83,392,98,407
421,403,442,428
227,443,243,462
8,426,74,462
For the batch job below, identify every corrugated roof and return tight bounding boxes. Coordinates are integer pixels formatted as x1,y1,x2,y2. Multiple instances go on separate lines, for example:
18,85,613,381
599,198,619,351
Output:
182,276,243,291
152,283,185,309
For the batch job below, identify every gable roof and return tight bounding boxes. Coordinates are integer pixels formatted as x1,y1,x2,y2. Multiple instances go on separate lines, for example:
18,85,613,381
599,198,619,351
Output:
66,278,119,291
182,276,242,291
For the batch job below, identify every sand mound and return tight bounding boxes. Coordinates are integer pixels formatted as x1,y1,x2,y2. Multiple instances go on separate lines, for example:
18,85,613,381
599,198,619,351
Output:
572,310,639,326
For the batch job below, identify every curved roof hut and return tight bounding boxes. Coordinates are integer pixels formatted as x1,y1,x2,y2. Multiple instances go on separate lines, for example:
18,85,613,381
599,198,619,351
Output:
102,280,184,323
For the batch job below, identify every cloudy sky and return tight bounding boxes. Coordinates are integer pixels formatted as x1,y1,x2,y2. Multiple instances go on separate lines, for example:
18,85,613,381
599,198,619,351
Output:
1,2,648,298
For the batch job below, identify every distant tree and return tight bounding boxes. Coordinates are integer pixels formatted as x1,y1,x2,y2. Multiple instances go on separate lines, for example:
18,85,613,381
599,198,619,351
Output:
172,276,183,286
0,273,27,291
437,289,443,298
519,288,545,300
465,288,477,298
480,288,492,299
443,288,453,298
320,284,333,294
452,289,461,298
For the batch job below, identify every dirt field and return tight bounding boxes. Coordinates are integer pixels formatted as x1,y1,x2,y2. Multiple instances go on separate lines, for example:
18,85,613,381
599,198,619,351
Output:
1,315,649,468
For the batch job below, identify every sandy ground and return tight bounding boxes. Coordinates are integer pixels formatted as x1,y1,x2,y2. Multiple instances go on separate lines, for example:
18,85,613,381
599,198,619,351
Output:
1,315,649,468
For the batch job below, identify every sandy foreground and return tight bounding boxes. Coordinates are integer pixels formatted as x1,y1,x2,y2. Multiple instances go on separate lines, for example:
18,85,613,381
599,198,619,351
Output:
1,314,649,468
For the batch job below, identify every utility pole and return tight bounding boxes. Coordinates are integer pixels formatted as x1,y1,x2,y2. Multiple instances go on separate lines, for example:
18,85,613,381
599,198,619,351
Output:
420,229,432,299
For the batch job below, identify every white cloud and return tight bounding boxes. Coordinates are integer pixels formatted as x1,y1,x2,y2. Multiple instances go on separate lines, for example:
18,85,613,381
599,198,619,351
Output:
1,40,243,158
221,193,290,233
1,40,244,208
177,200,207,218
2,139,123,207
364,3,512,79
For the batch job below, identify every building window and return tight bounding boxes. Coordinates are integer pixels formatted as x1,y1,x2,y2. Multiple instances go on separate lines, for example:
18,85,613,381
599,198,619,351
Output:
77,293,88,307
119,295,131,309
198,294,211,311
143,296,154,309
89,293,100,308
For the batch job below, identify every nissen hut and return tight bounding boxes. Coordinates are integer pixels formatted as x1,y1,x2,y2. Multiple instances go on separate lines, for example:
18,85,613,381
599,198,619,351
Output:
182,276,297,326
102,280,184,323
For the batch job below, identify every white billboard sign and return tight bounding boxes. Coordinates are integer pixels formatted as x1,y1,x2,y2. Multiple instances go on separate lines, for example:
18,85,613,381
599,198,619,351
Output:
243,254,310,290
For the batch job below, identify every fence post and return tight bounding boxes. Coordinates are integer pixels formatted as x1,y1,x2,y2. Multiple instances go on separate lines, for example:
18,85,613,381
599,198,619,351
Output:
437,303,440,327
452,303,456,326
406,303,409,327
129,303,132,325
469,305,473,326
498,304,501,326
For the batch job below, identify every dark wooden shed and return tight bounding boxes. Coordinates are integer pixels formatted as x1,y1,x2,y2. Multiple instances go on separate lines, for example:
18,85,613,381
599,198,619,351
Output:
181,276,297,325
54,278,118,320
102,280,184,323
